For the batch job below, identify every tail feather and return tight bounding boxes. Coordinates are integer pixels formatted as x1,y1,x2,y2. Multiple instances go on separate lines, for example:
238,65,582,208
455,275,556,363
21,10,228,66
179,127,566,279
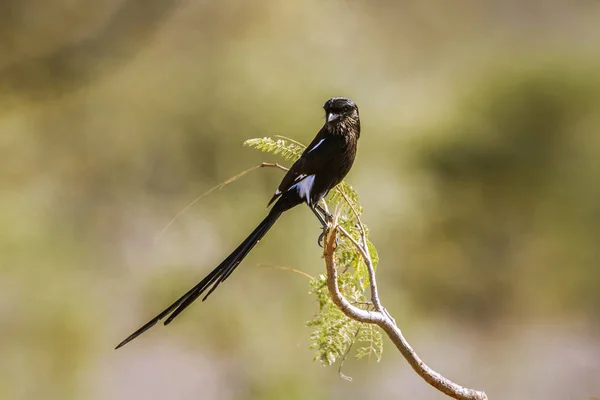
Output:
115,210,282,349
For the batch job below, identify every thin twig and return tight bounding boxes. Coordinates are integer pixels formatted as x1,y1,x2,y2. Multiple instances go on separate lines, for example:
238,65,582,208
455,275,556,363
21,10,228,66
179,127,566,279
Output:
337,326,362,382
155,162,288,242
260,162,289,172
256,264,314,280
337,191,382,311
323,215,488,400
338,190,364,237
336,226,369,261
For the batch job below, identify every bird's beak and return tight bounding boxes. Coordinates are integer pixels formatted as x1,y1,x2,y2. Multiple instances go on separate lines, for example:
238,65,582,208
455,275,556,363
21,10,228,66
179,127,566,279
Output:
327,112,339,122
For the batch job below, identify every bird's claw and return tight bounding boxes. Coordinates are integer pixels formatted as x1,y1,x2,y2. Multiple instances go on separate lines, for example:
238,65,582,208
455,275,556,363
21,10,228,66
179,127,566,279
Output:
318,229,326,248
317,226,339,248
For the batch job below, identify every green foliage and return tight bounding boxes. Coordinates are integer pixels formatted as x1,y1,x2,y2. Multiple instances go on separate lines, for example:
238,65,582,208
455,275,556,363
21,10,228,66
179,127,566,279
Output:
244,137,306,161
244,136,384,367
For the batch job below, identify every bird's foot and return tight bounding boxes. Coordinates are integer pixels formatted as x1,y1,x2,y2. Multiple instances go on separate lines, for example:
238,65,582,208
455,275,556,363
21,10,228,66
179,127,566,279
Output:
317,226,339,248
318,228,326,248
316,205,334,222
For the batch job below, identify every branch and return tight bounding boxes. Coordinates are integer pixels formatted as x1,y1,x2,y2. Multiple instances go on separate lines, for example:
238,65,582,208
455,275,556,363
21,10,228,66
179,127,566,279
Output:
323,216,488,400
323,225,385,325
239,139,486,398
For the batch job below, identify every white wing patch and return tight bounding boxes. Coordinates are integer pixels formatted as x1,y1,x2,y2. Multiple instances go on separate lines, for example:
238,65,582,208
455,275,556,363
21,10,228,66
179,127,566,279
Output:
291,174,316,205
294,174,307,182
307,138,325,154
274,189,281,196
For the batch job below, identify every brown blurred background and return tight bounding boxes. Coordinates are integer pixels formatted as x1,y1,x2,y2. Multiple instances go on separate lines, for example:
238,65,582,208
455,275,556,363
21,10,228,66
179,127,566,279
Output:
1,0,600,399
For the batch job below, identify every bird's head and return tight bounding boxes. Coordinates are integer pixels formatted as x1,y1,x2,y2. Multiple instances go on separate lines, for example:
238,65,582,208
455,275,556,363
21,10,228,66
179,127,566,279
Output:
323,97,359,124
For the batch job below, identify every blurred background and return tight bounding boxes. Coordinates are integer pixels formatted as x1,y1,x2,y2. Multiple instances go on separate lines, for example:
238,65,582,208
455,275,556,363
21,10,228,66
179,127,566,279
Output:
1,0,599,399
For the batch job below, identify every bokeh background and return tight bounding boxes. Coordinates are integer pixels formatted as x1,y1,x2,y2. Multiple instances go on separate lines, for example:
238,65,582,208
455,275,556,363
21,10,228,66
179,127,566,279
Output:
1,0,600,399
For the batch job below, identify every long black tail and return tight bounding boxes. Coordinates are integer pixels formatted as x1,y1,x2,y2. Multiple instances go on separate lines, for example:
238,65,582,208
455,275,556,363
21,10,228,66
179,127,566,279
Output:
115,209,283,349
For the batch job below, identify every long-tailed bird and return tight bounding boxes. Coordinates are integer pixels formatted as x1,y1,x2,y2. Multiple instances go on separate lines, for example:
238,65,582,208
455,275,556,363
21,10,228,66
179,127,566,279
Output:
116,97,361,349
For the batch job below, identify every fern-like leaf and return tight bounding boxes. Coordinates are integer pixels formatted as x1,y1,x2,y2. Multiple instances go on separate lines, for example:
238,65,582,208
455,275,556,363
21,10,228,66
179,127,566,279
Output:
244,137,305,161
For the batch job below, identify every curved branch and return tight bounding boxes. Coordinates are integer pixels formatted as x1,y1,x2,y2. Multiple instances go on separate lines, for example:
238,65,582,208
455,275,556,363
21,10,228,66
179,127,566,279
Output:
323,218,488,400
323,229,385,325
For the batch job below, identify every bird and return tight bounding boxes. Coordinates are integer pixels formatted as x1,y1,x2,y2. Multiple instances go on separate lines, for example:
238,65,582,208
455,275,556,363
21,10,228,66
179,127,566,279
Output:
115,97,361,349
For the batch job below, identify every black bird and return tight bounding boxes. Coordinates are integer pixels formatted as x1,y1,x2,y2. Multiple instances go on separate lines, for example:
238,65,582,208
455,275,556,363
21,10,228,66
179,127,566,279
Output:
116,97,361,349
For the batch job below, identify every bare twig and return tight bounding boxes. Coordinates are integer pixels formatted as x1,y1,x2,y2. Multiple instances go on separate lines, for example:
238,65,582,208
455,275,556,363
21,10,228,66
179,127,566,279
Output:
337,226,370,261
155,162,288,242
323,214,488,400
337,190,383,312
338,326,362,382
260,162,289,172
256,264,314,280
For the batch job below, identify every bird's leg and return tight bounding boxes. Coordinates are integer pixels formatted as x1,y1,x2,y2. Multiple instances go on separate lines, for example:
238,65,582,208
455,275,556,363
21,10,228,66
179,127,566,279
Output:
310,206,330,247
316,204,334,222
310,205,329,228
315,203,340,247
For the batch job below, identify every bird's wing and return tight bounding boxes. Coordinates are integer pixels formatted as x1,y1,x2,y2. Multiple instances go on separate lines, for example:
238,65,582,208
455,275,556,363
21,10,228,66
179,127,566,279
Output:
268,126,341,206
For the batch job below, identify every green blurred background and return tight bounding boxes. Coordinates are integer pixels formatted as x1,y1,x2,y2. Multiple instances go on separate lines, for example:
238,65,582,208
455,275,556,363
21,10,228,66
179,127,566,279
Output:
1,1,599,399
